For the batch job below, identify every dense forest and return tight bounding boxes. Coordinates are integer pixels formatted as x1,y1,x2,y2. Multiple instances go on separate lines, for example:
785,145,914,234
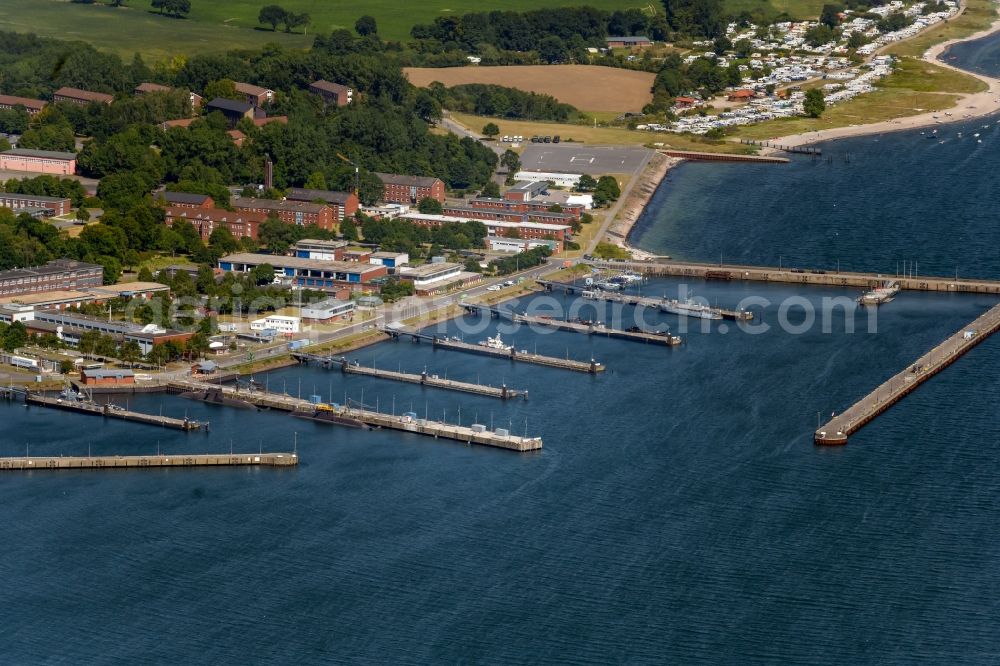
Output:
426,83,581,122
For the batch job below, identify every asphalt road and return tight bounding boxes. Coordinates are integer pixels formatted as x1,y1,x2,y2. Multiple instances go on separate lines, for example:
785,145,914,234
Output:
519,144,652,175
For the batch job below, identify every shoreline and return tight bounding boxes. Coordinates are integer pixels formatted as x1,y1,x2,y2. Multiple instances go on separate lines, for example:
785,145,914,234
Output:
605,152,680,259
773,12,1000,148
616,5,1000,257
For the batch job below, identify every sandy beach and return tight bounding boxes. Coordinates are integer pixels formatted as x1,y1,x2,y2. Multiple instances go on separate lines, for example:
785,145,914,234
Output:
775,11,1000,147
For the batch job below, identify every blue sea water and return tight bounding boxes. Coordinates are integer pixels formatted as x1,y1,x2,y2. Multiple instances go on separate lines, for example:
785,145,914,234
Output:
4,37,1000,666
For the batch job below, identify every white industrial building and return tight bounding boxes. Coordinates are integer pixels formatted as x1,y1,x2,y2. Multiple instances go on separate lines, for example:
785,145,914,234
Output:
300,298,355,322
250,315,301,334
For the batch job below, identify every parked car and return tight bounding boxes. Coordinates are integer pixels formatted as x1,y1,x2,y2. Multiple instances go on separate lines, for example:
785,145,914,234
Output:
553,135,561,143
486,284,502,291
543,136,552,143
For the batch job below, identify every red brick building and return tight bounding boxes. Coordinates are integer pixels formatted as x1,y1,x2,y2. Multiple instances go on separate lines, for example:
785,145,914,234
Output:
309,80,353,106
285,188,359,222
375,173,445,204
0,193,72,217
231,197,335,230
234,82,274,108
441,204,576,226
466,197,584,220
53,87,113,106
80,368,135,386
164,206,268,241
0,94,47,115
157,192,215,209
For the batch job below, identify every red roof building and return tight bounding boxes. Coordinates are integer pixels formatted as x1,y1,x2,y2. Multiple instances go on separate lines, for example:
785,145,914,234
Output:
0,94,47,115
164,206,268,241
53,87,113,106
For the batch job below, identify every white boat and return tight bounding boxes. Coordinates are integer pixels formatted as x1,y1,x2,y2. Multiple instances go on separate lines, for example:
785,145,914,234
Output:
859,281,900,306
660,298,723,320
594,281,622,291
478,334,513,351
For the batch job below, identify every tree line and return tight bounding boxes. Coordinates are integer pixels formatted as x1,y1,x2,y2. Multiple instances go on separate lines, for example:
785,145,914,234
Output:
426,83,581,123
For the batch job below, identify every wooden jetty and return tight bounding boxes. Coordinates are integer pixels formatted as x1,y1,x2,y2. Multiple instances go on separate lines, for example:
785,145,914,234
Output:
536,280,754,321
586,259,1000,296
815,301,1000,445
292,353,525,399
662,149,791,163
385,327,604,374
739,139,822,156
464,303,680,346
168,380,543,452
25,394,204,431
0,452,297,471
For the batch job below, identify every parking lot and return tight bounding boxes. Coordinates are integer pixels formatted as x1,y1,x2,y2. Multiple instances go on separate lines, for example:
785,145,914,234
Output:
518,144,652,175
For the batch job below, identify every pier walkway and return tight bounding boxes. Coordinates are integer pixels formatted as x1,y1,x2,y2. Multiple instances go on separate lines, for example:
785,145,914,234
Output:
815,301,1000,445
537,281,754,321
662,149,791,163
587,259,1000,295
0,452,297,471
25,394,204,431
464,304,681,345
169,380,543,452
293,353,525,399
385,328,604,374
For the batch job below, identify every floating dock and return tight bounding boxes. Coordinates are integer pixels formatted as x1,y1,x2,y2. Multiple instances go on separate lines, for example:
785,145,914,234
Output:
385,328,604,373
586,259,1000,295
168,380,543,452
537,281,753,321
25,394,204,431
0,452,297,471
815,301,1000,445
293,353,525,399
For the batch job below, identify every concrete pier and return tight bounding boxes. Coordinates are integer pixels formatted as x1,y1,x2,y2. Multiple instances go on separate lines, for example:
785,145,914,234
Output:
464,303,680,345
25,394,204,431
0,452,297,471
815,301,1000,445
542,283,753,321
292,353,525,399
385,328,604,373
169,380,543,452
586,259,1000,295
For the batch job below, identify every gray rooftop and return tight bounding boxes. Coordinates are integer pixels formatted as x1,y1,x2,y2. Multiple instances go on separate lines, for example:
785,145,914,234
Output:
2,148,76,160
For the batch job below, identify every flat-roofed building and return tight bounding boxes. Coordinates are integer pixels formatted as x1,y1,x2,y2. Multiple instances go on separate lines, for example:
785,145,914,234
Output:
441,203,575,226
0,148,76,175
250,315,299,334
300,298,355,321
218,253,387,292
291,239,348,261
369,251,409,269
80,368,135,386
29,311,192,354
0,259,103,298
376,173,445,204
0,94,47,115
503,180,548,202
0,193,72,217
285,188,359,221
466,197,584,220
401,212,569,245
488,237,561,254
309,80,353,106
53,87,113,106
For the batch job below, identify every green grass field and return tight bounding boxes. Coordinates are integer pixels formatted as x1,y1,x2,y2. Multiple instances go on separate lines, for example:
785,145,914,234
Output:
0,0,652,59
0,0,832,60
